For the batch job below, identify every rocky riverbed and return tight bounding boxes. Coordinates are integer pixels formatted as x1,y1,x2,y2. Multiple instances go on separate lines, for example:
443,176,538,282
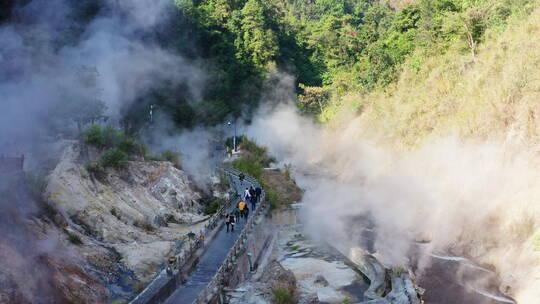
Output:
227,207,422,304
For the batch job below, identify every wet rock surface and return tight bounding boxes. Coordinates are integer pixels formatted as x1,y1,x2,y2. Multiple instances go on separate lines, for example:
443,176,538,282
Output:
278,227,369,303
228,222,370,304
228,260,299,304
228,206,424,304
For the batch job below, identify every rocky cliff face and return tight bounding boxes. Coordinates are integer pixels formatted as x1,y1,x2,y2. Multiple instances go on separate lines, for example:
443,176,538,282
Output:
45,143,208,284
47,143,204,231
0,168,110,304
0,141,216,304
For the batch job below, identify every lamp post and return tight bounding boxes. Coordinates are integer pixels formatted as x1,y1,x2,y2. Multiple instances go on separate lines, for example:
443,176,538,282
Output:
149,104,155,124
227,120,237,152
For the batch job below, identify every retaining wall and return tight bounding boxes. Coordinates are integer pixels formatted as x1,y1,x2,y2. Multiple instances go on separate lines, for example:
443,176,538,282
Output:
190,169,268,304
129,167,264,304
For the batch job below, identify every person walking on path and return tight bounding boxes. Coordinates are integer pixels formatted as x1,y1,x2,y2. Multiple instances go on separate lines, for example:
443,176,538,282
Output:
244,188,251,201
239,200,247,218
239,173,245,185
255,186,262,203
234,206,241,222
225,213,231,232
250,195,257,211
228,213,236,232
199,235,205,247
249,186,256,198
244,206,249,219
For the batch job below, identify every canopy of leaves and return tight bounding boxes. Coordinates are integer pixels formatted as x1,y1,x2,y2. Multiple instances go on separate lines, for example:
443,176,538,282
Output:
172,0,535,119
61,0,537,129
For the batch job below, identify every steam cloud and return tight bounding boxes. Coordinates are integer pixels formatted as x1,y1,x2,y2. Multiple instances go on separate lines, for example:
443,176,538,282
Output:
0,0,205,302
0,0,204,156
246,78,540,303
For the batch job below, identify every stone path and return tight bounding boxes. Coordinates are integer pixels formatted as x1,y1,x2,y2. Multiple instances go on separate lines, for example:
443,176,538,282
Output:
164,172,257,304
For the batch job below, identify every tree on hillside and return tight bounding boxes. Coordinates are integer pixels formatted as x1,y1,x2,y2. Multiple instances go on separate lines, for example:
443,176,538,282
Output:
233,0,279,68
298,84,331,114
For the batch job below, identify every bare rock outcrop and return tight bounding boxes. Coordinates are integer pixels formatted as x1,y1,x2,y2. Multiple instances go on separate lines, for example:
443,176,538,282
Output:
228,260,299,304
0,241,109,304
45,143,208,282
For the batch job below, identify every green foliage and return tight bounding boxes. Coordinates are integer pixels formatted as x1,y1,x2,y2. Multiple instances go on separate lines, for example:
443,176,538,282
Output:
272,288,293,304
85,125,106,149
342,298,352,304
118,137,142,155
85,124,143,155
100,148,128,169
231,156,264,181
109,0,538,130
239,137,268,159
204,198,225,215
85,161,106,178
67,232,83,245
230,137,300,210
84,125,149,173
160,150,181,168
283,164,292,181
266,189,280,210
230,137,267,181
234,0,279,68
98,0,538,133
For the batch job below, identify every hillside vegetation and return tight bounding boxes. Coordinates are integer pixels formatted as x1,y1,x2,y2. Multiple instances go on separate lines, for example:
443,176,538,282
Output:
326,1,540,149
176,0,537,125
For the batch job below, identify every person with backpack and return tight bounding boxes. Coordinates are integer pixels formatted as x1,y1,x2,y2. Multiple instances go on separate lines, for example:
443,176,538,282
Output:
239,173,245,185
225,214,232,232
244,206,249,219
239,200,246,218
255,186,262,202
249,186,256,198
244,188,251,201
250,194,257,211
234,206,241,222
228,213,236,232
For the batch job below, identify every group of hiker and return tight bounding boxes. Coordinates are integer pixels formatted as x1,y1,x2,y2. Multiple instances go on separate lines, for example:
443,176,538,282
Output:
225,185,262,233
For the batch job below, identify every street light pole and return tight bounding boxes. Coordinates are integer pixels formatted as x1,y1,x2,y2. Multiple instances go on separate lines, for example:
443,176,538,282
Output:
228,120,238,152
234,121,237,152
149,104,155,124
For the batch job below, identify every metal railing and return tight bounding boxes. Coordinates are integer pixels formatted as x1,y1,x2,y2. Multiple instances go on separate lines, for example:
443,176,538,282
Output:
129,166,265,304
191,167,266,304
130,167,242,304
169,170,236,272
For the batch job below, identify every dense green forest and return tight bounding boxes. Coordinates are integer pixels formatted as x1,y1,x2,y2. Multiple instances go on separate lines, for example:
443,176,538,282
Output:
2,0,535,129
168,0,535,121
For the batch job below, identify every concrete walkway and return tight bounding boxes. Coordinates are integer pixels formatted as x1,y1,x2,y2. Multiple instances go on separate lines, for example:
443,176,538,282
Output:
164,173,256,304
